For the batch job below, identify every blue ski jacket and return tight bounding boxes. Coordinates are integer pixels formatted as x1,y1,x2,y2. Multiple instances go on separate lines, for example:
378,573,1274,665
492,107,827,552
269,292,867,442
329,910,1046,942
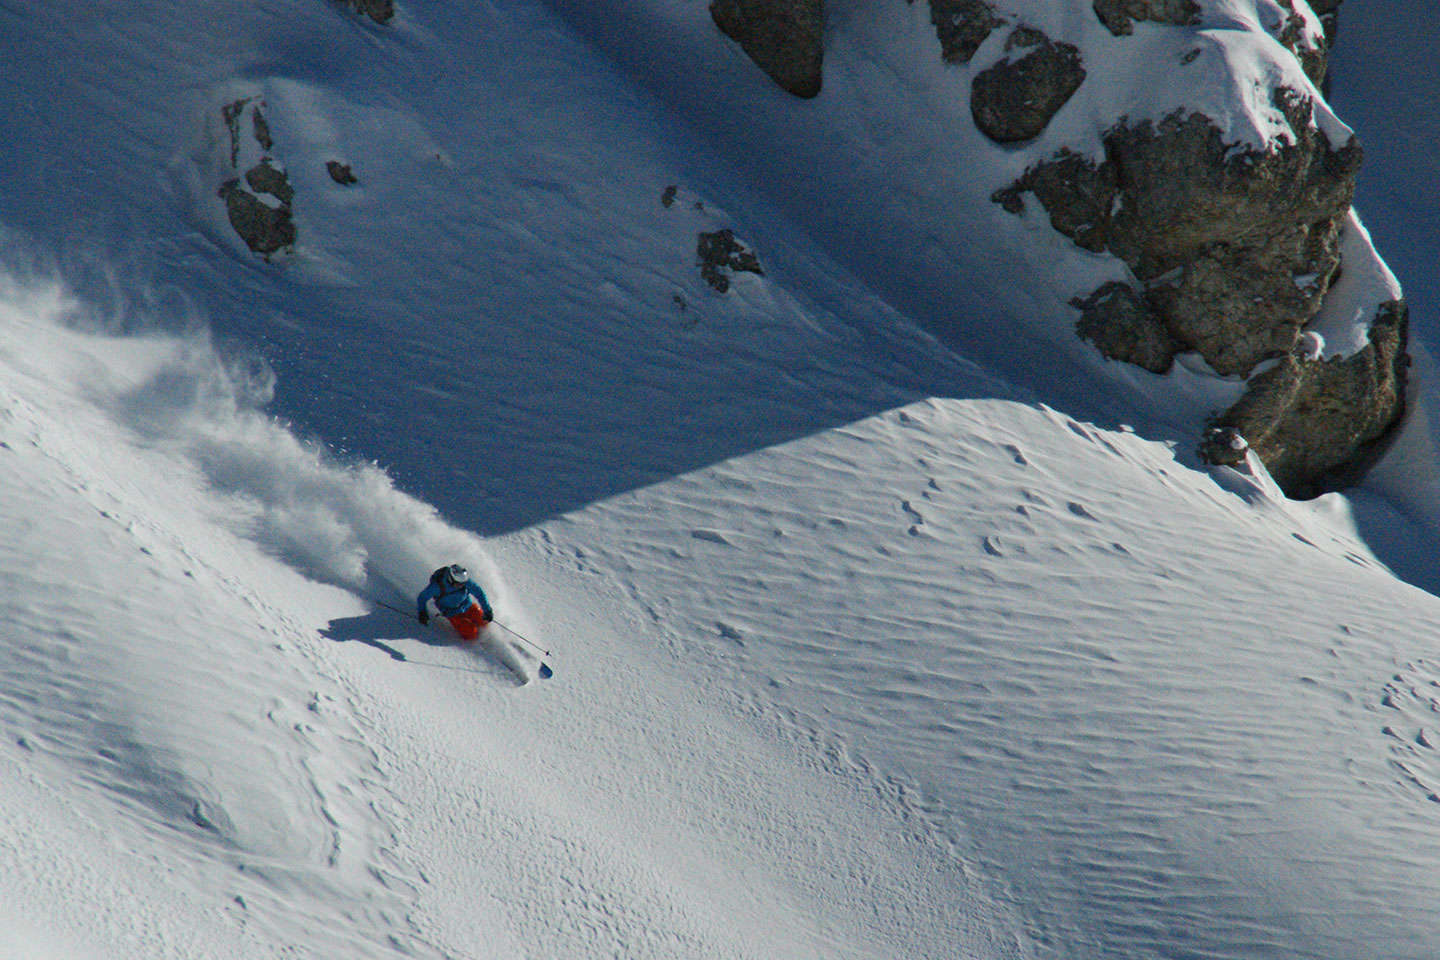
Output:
417,577,493,620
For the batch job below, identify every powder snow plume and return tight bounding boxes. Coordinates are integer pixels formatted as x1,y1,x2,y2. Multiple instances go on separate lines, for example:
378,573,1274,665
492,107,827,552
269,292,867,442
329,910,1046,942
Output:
0,263,508,613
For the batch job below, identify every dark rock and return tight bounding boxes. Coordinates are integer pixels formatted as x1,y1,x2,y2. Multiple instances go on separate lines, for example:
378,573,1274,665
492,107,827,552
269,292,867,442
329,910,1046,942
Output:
252,110,273,152
215,98,297,258
1107,95,1359,377
926,0,1003,64
993,147,1115,252
697,229,764,292
326,160,358,186
336,0,394,23
971,27,1085,144
221,98,250,167
1208,300,1408,494
997,89,1361,377
217,179,296,258
1072,281,1180,374
710,0,825,99
1093,0,1201,36
246,161,294,205
1197,426,1249,468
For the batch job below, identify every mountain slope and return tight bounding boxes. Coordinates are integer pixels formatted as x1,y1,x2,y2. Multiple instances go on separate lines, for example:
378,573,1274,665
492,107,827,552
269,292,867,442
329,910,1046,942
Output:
2,1,1439,959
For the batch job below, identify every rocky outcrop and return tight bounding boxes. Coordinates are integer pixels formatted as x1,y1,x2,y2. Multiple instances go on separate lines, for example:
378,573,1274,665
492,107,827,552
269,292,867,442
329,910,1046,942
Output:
998,88,1361,378
710,0,825,98
1072,282,1180,374
1272,0,1332,88
326,160,359,186
992,57,1402,496
245,160,293,205
217,98,296,259
1204,300,1408,494
336,0,394,23
1308,0,1343,46
971,27,1086,143
926,0,1003,64
1197,425,1249,469
1095,0,1333,90
1092,0,1201,36
697,229,764,292
218,181,296,257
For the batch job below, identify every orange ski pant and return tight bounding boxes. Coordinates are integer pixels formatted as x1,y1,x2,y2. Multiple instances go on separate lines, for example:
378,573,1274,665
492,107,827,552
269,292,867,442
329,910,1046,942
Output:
446,602,491,641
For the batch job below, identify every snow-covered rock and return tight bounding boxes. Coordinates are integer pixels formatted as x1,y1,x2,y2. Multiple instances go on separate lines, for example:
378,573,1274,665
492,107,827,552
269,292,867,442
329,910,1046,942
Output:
927,0,1005,64
998,79,1359,381
1092,0,1202,36
1208,297,1409,493
214,97,296,259
696,0,1403,494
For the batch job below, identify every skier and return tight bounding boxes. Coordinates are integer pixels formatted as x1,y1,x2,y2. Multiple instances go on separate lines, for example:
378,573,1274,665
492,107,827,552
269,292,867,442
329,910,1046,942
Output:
416,564,494,641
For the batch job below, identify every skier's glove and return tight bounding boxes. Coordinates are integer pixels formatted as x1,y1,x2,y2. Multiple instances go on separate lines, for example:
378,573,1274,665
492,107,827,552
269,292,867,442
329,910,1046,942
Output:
418,610,429,625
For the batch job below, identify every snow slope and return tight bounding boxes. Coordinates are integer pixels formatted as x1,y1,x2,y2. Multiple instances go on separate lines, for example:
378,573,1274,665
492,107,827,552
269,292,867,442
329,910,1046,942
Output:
2,1,1440,958
0,277,1028,958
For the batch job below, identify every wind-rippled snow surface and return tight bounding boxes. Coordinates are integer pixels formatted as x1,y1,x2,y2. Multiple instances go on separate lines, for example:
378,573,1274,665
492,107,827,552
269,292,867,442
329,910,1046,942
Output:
553,397,1440,959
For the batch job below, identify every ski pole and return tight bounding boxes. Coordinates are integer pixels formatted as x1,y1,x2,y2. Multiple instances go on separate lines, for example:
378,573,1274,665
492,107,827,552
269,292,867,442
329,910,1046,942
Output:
491,620,555,679
374,601,552,676
375,598,421,621
489,619,551,659
377,601,554,663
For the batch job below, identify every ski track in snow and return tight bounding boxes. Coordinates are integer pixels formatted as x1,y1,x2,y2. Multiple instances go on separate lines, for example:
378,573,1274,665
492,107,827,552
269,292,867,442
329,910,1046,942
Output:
0,301,1031,959
0,317,439,957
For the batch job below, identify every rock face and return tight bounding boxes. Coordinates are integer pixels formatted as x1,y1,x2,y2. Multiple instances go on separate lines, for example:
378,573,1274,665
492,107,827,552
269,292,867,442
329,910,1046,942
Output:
245,161,294,205
697,229,764,292
993,61,1402,495
217,98,296,259
710,0,825,98
971,27,1086,143
927,0,1003,64
998,89,1360,378
1197,426,1249,469
1206,300,1408,494
699,0,1389,496
1092,0,1201,36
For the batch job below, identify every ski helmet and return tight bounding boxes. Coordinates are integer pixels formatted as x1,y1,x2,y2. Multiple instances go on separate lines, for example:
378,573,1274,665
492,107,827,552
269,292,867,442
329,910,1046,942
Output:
446,564,468,585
